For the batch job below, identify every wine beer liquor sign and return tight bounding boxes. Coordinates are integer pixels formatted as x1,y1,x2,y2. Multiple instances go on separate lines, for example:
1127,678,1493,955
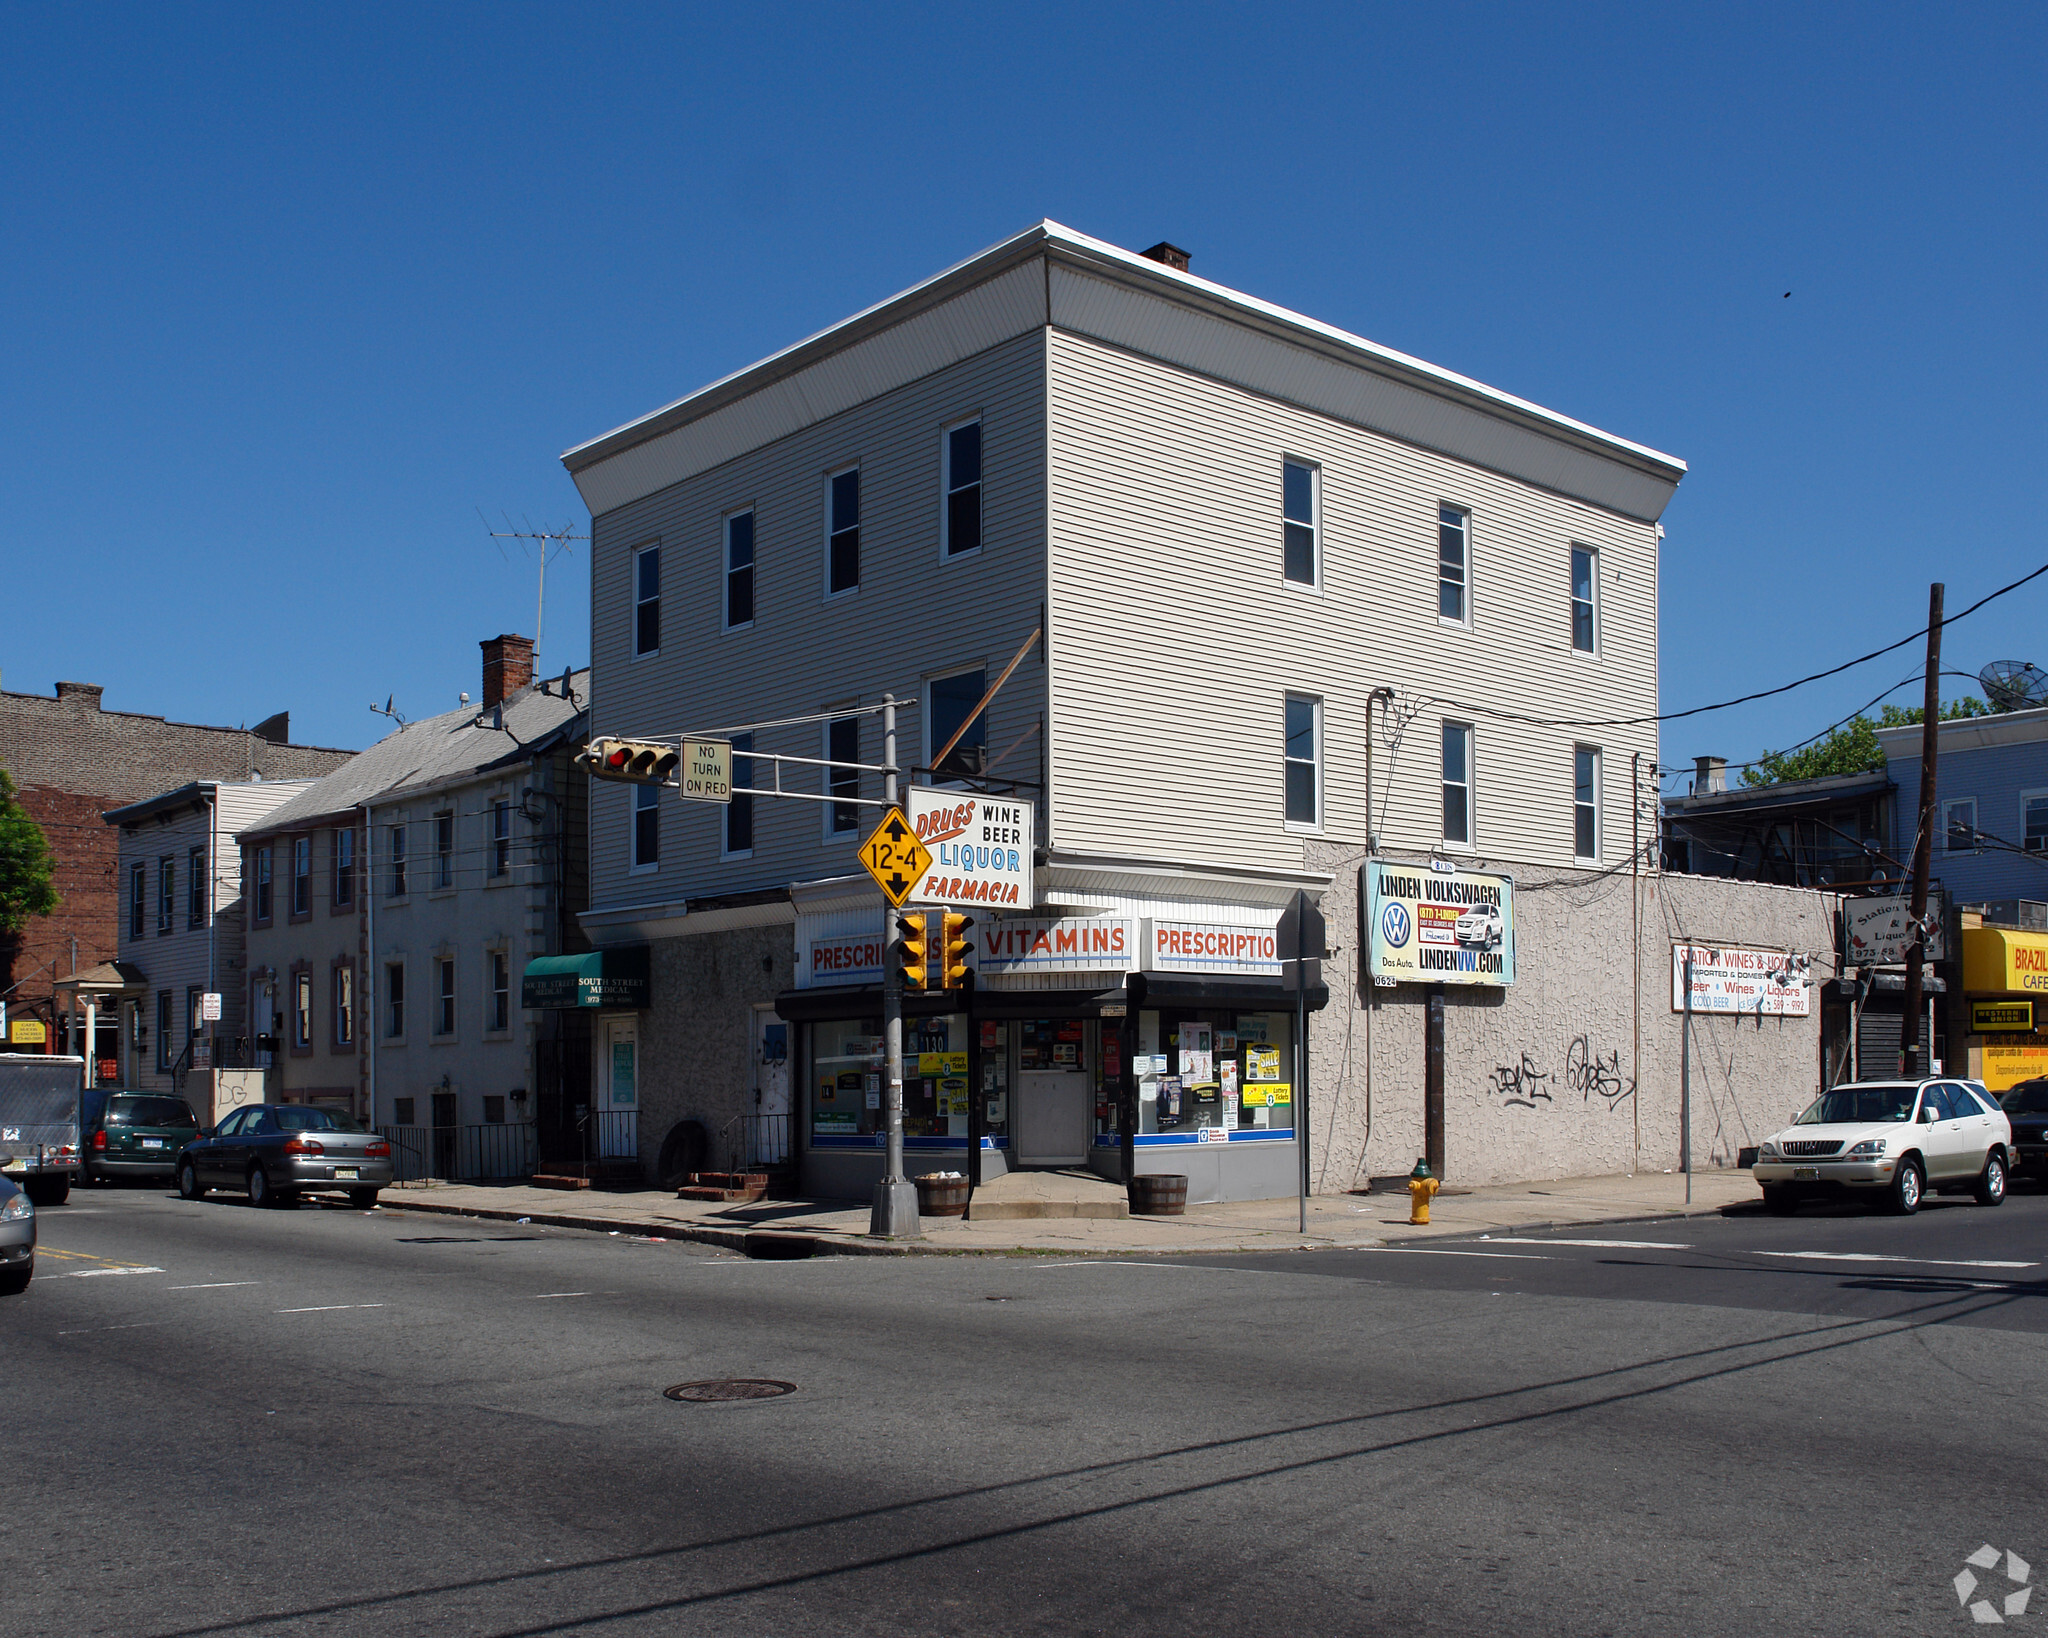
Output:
1365,862,1516,987
905,791,1035,909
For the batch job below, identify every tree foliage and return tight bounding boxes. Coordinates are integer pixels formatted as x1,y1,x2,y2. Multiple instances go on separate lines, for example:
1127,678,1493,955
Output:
0,765,58,934
1739,697,1998,788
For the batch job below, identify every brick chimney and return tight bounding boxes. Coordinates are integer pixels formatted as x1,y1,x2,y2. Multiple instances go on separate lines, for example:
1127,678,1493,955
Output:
480,635,535,709
54,681,104,709
1139,241,1191,272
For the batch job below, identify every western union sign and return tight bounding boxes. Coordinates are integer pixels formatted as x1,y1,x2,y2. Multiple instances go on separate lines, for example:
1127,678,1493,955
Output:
1972,1001,2035,1033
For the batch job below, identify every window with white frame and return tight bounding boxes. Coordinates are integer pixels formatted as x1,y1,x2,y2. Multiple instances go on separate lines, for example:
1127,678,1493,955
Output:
388,823,407,897
294,970,313,1048
827,467,860,595
385,961,405,1038
1442,722,1475,846
1439,506,1470,623
725,734,755,855
725,511,755,629
490,800,511,878
1944,796,1978,854
188,846,206,927
2025,791,2048,852
434,811,454,889
489,949,510,1033
158,856,175,932
1573,746,1600,861
1571,545,1597,653
942,419,981,557
292,836,311,915
1284,695,1320,827
130,864,146,940
635,542,661,656
1282,461,1318,587
828,715,860,834
333,964,354,1046
632,784,660,870
156,990,174,1070
334,826,354,909
254,845,272,922
436,957,456,1036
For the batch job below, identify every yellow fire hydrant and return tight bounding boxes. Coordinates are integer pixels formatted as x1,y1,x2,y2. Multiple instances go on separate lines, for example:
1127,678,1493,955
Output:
1407,1158,1440,1225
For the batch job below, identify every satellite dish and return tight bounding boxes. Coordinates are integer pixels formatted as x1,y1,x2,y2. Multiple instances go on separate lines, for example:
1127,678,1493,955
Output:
1979,661,2048,712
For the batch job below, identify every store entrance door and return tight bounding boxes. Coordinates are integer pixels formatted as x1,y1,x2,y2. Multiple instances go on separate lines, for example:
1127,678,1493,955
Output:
1015,1070,1088,1164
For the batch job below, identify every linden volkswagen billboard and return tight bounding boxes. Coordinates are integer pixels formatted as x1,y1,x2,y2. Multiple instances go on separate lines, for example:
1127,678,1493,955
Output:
1364,862,1516,987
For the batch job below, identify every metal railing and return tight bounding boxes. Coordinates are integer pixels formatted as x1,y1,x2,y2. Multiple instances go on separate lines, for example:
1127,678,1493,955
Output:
725,1112,791,1172
459,1122,538,1180
584,1108,637,1162
378,1125,433,1182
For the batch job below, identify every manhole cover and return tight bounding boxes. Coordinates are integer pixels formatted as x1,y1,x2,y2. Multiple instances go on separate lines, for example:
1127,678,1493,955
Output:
663,1378,797,1403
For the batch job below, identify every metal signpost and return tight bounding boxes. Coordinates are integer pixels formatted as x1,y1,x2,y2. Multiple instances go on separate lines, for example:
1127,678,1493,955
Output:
1276,890,1325,1236
859,701,918,1238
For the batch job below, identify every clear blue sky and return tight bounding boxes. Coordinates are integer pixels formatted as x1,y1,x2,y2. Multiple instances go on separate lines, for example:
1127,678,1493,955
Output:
6,3,2044,782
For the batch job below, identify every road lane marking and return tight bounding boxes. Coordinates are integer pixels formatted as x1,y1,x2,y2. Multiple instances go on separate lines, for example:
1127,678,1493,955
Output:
1378,1249,1552,1260
1758,1252,2036,1269
1481,1238,1692,1250
530,1292,593,1299
57,1266,165,1278
56,1321,170,1336
39,1247,160,1269
168,1282,262,1290
276,1304,386,1313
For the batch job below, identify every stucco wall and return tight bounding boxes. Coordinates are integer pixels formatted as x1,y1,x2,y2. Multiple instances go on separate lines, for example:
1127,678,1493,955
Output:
1305,845,1839,1189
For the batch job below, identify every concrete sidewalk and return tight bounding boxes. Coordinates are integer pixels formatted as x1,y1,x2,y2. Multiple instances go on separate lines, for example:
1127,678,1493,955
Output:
370,1168,1762,1256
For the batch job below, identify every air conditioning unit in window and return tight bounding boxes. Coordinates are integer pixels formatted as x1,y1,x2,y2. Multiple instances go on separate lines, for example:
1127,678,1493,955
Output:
1974,898,2048,932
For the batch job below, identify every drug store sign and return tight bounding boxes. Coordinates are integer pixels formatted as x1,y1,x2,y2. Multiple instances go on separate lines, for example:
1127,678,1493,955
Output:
906,792,1035,909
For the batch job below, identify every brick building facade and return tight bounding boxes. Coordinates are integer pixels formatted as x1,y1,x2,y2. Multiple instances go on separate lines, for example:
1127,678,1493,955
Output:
0,681,353,1050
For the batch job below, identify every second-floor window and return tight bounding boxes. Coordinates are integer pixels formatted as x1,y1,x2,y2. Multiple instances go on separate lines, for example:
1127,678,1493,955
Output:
726,734,755,855
386,962,405,1038
928,669,987,780
828,467,860,595
635,542,661,656
130,864,146,940
828,715,860,834
333,964,354,1046
291,837,311,916
490,800,511,878
1571,545,1597,653
2026,793,2048,852
1442,722,1475,847
1283,461,1318,586
388,824,407,897
633,784,660,870
1573,746,1600,861
294,970,313,1049
725,511,755,630
434,812,454,889
943,419,981,557
188,846,206,927
1945,797,1978,854
1284,695,1320,827
158,856,175,933
334,827,354,909
254,846,272,923
1439,506,1470,623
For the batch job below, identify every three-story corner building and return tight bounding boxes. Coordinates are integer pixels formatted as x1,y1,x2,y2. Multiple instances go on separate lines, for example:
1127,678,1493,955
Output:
565,222,1823,1200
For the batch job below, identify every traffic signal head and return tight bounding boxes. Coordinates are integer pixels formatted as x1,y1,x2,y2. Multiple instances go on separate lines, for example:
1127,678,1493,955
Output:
896,913,931,990
577,737,680,785
940,913,975,988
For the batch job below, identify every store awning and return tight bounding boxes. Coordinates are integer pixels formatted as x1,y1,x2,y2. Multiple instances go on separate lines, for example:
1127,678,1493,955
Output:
774,976,1330,1023
1962,927,2048,997
522,946,650,1011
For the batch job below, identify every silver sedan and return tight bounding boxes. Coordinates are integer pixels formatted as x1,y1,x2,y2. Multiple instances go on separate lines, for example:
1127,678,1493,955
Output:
178,1104,394,1208
0,1173,34,1294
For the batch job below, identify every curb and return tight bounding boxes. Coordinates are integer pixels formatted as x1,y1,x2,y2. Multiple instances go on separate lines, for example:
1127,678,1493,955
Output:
374,1195,914,1256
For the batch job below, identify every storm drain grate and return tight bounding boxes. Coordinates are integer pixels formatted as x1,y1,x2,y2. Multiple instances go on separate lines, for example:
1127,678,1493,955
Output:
664,1378,797,1403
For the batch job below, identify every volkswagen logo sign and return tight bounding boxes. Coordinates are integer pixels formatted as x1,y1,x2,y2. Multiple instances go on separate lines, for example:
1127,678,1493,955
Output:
1380,901,1412,949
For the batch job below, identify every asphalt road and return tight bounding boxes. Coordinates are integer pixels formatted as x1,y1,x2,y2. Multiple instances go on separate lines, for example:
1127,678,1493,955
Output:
6,1180,2048,1637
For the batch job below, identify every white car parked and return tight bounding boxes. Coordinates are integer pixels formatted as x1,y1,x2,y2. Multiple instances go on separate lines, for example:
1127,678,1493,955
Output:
1753,1078,2010,1216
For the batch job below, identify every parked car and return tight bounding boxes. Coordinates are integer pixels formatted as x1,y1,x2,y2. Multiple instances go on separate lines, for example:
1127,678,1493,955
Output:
1752,1078,2010,1216
0,1173,33,1294
177,1104,393,1208
0,1053,83,1205
1453,903,1504,951
85,1093,200,1184
1997,1078,2048,1179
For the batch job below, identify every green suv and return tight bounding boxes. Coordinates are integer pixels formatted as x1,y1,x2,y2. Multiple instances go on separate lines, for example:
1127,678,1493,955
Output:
86,1094,200,1184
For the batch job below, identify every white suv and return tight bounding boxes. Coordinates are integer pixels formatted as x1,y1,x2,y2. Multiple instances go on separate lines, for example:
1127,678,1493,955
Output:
1752,1079,2011,1216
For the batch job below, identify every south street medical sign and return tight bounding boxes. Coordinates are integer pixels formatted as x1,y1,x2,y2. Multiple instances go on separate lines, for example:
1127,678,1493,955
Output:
906,791,1034,908
1365,862,1516,987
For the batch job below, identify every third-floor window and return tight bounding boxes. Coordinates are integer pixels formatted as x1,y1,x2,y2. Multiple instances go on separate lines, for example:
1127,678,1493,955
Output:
1571,545,1597,653
943,420,981,557
1439,506,1470,624
291,836,311,916
635,542,661,656
725,511,755,630
827,467,860,595
1283,461,1318,587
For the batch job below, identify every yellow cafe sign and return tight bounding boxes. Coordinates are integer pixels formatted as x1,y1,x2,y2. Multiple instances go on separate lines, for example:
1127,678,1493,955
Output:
1963,927,2048,996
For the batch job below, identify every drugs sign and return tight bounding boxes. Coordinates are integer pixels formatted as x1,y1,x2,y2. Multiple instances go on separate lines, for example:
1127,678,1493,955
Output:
905,791,1034,909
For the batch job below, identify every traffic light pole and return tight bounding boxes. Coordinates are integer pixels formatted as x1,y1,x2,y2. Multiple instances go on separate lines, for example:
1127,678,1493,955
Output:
870,694,921,1240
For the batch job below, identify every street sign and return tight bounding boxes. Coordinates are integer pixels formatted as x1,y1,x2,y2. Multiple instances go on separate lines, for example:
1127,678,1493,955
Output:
904,791,1034,908
680,739,732,803
200,992,223,1022
858,808,931,907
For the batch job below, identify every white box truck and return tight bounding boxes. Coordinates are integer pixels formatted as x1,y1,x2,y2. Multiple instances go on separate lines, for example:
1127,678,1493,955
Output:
0,1054,85,1206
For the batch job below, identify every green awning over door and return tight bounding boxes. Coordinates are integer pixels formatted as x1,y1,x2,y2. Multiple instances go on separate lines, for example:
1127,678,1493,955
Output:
522,946,650,1010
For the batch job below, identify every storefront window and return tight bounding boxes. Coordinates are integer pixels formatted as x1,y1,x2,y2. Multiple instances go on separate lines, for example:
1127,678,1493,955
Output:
810,1017,882,1141
1134,1009,1294,1136
908,1014,970,1139
808,1014,972,1144
979,1019,1010,1143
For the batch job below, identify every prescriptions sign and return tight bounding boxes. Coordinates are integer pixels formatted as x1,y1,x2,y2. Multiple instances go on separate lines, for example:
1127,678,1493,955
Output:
905,791,1034,909
1364,862,1516,987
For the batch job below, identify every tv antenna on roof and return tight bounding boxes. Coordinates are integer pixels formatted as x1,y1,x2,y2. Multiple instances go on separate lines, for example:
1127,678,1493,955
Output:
1978,660,2048,713
483,512,589,665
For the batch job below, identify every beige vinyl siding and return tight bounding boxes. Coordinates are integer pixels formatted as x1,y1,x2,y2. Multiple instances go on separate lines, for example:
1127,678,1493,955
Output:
587,329,1049,908
1046,329,1658,871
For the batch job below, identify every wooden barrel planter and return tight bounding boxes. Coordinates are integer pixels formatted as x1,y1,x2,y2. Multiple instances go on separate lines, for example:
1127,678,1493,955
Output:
1129,1174,1188,1216
914,1173,970,1217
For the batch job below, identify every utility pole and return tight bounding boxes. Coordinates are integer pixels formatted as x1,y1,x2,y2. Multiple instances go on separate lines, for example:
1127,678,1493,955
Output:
1900,583,1943,1078
870,695,919,1239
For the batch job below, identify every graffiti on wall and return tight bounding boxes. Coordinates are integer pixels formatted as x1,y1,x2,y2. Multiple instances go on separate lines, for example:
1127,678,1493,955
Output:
1488,1037,1636,1113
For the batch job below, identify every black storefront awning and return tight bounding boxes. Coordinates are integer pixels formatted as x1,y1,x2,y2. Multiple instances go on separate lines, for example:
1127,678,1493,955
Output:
522,946,651,1010
775,974,1330,1022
